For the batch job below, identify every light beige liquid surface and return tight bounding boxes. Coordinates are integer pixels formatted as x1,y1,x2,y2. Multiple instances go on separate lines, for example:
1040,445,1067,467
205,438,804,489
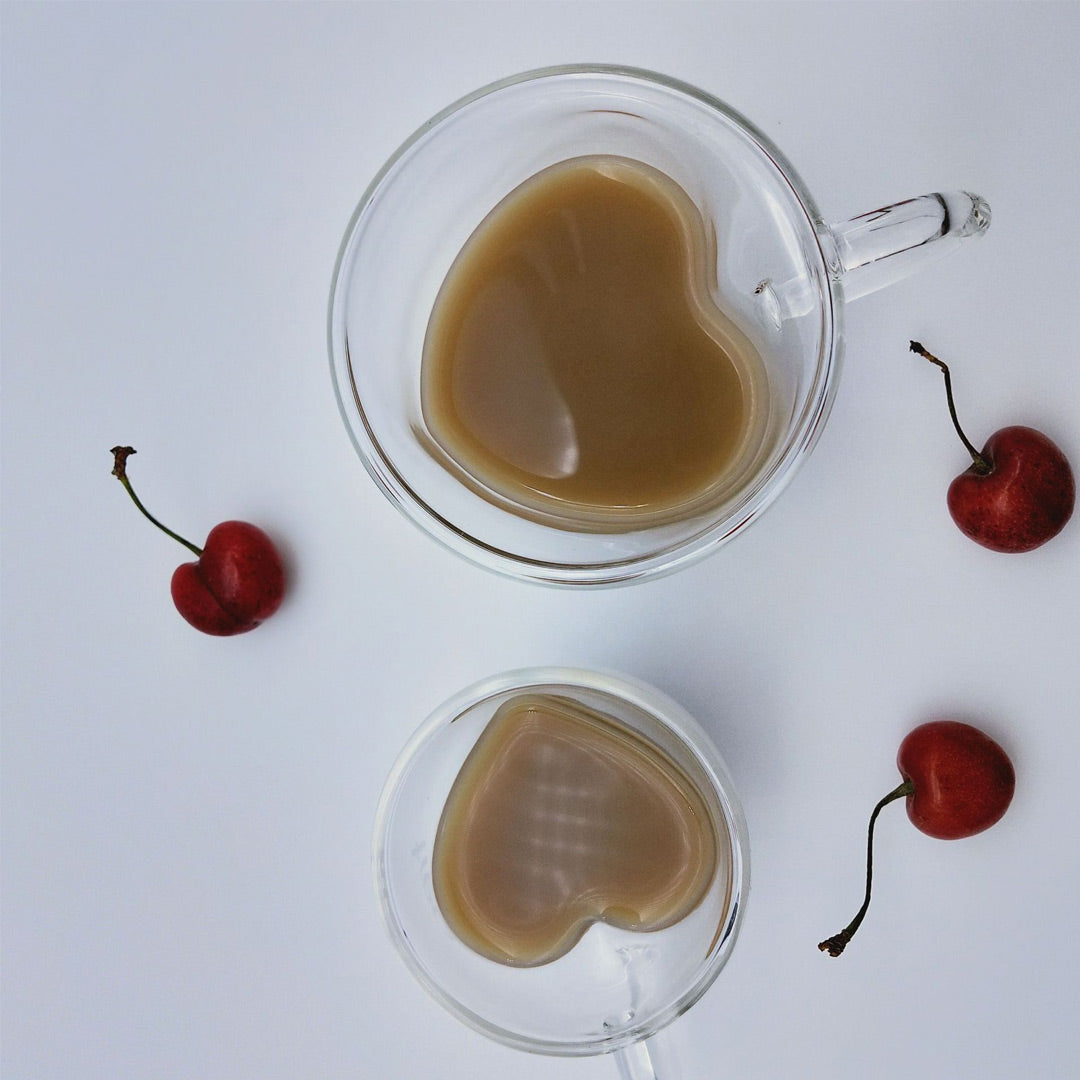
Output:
432,693,721,967
421,155,769,528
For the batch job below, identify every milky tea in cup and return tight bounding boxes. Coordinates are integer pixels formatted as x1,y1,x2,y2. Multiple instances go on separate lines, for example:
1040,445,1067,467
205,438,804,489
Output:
421,155,771,532
373,669,749,1056
431,691,731,968
330,65,989,583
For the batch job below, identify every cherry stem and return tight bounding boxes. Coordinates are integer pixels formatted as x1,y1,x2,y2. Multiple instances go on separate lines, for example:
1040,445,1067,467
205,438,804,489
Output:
110,446,202,557
818,778,915,957
909,341,991,474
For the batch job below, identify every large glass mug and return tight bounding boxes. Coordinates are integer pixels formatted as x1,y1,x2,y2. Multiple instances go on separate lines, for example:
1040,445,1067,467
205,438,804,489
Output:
329,65,989,585
373,668,749,1080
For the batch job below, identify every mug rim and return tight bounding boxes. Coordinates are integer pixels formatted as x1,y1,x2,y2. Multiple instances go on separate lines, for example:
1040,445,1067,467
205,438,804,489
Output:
372,666,751,1056
328,65,841,586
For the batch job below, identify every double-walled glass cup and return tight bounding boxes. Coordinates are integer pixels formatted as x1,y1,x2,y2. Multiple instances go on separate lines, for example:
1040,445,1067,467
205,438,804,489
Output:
329,65,989,585
374,668,749,1079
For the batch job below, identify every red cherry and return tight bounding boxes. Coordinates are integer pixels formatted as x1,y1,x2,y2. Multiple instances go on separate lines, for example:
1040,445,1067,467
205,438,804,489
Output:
911,342,1074,552
170,521,285,636
818,719,1015,958
111,447,286,636
946,426,1074,553
897,720,1015,840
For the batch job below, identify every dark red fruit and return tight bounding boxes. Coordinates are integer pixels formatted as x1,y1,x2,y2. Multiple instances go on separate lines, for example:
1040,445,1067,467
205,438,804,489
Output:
111,446,285,636
170,521,285,636
911,342,1074,552
946,425,1074,553
897,720,1015,839
819,719,1015,957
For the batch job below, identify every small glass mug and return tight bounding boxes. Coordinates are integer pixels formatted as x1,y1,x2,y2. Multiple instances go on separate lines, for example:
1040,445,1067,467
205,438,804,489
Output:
373,668,749,1080
329,65,990,585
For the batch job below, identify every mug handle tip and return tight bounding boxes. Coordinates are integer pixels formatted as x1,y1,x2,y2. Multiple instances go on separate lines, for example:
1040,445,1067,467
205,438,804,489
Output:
826,190,991,301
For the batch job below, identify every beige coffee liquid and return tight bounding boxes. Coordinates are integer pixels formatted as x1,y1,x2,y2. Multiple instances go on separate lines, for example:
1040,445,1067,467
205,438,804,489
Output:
432,693,722,967
421,155,769,528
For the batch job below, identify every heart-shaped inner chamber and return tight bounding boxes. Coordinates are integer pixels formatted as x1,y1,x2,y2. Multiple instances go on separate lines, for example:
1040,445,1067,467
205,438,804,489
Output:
421,155,770,528
432,693,722,966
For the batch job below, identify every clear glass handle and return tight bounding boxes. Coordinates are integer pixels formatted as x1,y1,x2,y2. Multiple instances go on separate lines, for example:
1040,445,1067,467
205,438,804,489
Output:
612,1036,672,1080
825,190,991,301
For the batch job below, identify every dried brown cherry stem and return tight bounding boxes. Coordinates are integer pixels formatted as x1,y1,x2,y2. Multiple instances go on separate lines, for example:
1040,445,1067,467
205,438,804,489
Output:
909,341,992,474
818,778,915,957
110,446,202,557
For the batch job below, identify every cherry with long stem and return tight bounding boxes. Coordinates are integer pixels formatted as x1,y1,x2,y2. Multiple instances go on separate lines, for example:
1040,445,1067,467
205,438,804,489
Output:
909,341,990,474
110,446,202,556
818,779,914,957
110,445,286,636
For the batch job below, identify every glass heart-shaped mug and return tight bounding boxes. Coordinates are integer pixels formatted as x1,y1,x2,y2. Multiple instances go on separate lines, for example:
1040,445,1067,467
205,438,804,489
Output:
329,65,990,585
374,668,749,1079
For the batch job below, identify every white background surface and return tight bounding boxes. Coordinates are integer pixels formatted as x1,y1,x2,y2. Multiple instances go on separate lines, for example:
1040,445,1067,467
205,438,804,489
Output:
4,3,1080,1078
